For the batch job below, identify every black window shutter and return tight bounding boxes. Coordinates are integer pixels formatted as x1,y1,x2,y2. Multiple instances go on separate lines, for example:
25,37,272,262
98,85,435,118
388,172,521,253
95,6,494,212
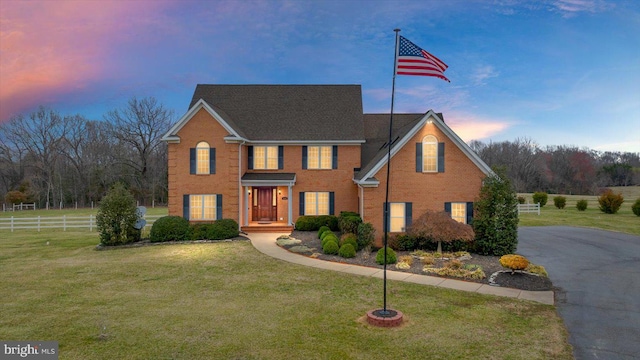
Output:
332,146,338,169
216,194,223,220
247,146,254,170
405,202,412,230
190,148,196,174
299,192,305,216
466,202,474,225
210,148,216,174
444,202,451,215
183,194,190,220
278,146,284,169
302,146,308,170
416,143,422,172
329,192,335,215
438,142,445,173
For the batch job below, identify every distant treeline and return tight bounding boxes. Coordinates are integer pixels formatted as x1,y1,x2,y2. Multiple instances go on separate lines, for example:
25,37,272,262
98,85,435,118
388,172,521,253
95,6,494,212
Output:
1,101,638,209
469,138,639,194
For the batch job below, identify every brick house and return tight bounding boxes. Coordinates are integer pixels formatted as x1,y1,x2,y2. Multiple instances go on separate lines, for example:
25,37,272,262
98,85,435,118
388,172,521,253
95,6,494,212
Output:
161,84,493,245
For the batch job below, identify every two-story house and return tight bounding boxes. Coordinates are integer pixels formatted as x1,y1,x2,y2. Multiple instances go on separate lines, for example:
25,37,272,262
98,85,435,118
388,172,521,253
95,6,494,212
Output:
161,84,493,245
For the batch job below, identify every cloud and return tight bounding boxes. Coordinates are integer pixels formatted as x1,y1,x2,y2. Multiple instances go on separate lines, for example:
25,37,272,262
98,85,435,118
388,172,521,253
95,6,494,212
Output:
470,65,499,86
552,0,610,17
443,112,514,142
0,0,176,122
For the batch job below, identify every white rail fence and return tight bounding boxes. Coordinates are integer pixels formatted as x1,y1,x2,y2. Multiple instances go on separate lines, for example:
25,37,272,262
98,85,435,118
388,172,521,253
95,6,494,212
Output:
517,203,540,215
0,215,163,232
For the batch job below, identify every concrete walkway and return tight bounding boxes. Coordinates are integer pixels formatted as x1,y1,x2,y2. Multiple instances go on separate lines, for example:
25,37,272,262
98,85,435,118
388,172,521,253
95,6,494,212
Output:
247,232,554,305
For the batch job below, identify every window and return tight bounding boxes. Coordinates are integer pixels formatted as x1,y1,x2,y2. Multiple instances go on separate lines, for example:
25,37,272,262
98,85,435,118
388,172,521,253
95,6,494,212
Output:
384,202,412,233
196,142,210,174
254,146,278,170
305,192,329,215
299,191,334,215
422,135,437,172
307,146,332,169
451,203,466,223
189,195,217,220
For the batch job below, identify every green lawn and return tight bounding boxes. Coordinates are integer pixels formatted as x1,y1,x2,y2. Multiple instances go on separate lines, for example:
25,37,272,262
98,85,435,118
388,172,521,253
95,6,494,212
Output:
0,206,168,218
0,231,573,359
518,187,640,236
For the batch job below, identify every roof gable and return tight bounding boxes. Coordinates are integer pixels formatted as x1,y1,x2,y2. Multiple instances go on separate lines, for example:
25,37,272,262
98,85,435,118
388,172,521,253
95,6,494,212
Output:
355,111,494,183
161,99,246,143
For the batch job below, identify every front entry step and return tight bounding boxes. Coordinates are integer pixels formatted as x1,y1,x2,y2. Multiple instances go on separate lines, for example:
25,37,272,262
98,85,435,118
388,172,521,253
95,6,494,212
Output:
241,225,294,233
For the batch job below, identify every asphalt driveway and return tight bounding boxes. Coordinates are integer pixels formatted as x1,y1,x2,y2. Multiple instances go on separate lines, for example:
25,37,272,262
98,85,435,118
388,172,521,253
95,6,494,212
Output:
517,226,640,360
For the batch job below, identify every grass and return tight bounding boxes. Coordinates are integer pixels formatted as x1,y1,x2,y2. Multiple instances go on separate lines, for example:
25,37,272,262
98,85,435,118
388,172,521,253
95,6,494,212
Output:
518,186,640,236
0,231,573,359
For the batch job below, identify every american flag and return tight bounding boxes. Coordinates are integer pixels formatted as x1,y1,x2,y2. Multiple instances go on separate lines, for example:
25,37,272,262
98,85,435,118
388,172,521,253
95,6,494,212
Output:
396,36,450,82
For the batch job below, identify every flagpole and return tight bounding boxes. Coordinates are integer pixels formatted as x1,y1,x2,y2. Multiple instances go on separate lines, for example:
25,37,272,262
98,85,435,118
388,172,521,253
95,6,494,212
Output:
382,28,401,315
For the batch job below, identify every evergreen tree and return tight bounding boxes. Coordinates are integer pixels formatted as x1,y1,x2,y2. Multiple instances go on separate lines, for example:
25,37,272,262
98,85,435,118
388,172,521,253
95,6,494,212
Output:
97,182,139,245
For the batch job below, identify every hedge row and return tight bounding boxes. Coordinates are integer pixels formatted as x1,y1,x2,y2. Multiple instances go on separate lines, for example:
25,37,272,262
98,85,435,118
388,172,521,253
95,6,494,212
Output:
149,216,240,242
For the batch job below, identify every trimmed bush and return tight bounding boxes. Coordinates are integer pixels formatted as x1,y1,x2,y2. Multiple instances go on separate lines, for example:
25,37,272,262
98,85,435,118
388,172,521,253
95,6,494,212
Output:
532,192,548,207
338,211,362,234
375,247,397,265
576,199,588,211
150,216,191,242
97,182,139,246
316,215,339,231
317,226,330,238
633,198,640,217
338,243,356,258
321,234,339,248
207,219,239,240
499,254,529,272
390,234,417,251
598,190,624,214
322,240,339,255
340,234,358,251
295,216,319,231
191,223,214,240
517,196,526,204
356,222,375,250
320,230,334,241
553,196,566,209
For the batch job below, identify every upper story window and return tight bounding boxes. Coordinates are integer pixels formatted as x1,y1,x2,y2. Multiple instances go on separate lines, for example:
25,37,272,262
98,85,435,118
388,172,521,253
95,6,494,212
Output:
302,145,337,170
308,146,332,169
422,135,438,172
254,146,278,170
196,142,210,174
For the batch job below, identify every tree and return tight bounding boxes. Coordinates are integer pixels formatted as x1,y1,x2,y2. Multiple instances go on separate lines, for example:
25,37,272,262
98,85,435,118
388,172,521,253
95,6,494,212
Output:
104,97,173,204
408,210,475,253
97,183,139,246
473,167,519,256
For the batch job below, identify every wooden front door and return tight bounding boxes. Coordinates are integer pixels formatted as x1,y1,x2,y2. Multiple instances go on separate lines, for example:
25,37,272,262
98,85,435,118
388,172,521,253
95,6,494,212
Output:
252,187,277,222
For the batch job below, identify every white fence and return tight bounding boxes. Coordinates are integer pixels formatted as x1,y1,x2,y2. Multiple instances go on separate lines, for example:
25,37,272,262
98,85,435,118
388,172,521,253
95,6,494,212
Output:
0,215,163,232
517,203,540,215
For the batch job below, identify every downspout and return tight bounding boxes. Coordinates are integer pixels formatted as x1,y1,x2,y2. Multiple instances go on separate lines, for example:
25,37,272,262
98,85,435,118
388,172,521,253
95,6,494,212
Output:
238,141,244,230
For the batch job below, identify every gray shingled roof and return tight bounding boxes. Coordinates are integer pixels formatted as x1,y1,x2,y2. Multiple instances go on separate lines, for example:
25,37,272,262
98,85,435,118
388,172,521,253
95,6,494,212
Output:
190,85,365,142
356,113,424,180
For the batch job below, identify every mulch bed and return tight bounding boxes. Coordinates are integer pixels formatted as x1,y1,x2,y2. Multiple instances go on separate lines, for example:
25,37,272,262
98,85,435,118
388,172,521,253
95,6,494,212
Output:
280,230,552,291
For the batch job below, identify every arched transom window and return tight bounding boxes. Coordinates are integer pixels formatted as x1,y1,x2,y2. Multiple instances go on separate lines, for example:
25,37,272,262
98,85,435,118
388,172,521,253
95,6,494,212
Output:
196,141,210,174
422,135,438,172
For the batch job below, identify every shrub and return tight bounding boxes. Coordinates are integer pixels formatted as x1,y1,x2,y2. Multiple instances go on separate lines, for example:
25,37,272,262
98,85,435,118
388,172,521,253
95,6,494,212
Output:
598,190,624,214
295,216,319,231
320,230,334,241
207,219,239,240
391,234,417,251
338,211,362,234
398,255,413,266
444,259,463,270
191,223,214,240
499,254,529,273
633,198,640,217
375,247,397,265
317,226,330,238
150,216,191,242
576,199,588,211
517,196,526,204
532,192,548,207
338,243,356,258
525,264,548,277
356,222,375,250
96,182,139,246
340,233,358,251
316,215,339,231
322,240,339,255
473,168,519,256
553,196,567,209
321,234,339,248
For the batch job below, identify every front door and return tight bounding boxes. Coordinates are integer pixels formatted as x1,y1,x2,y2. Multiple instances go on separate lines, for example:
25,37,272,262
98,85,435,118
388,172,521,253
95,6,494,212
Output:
253,187,277,222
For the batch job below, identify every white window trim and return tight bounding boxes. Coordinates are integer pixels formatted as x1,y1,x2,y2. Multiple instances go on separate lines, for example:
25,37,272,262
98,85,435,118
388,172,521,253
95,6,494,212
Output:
190,194,217,220
254,146,278,170
389,202,406,232
307,146,332,170
422,135,438,173
451,202,467,224
305,192,330,216
196,141,210,174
